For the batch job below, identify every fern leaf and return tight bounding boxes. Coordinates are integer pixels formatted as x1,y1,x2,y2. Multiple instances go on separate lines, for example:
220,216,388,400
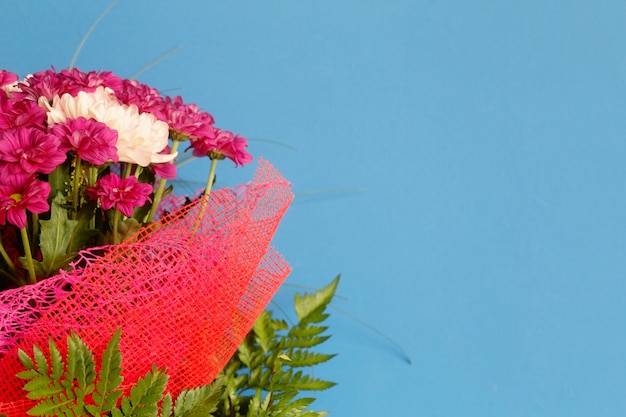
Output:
294,277,339,325
161,393,173,417
237,338,255,368
67,332,96,390
87,328,124,415
287,325,328,339
26,395,72,416
23,377,60,400
173,377,223,417
114,365,168,417
282,335,331,349
18,348,35,370
33,345,49,375
253,311,275,353
48,339,64,381
274,370,336,392
282,351,336,368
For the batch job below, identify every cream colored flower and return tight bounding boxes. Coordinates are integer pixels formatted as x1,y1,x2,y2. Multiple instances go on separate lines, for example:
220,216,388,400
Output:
43,87,176,167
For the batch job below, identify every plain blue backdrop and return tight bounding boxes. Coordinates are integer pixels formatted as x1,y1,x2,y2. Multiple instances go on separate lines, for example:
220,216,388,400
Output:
2,1,626,415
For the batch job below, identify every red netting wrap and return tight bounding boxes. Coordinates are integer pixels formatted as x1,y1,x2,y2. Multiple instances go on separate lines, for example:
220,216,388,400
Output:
0,158,292,416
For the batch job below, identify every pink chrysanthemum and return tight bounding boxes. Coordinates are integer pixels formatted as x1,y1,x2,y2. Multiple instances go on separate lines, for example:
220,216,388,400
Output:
15,68,124,103
87,173,152,217
190,128,253,167
152,146,177,179
0,128,66,175
161,96,215,142
51,117,118,165
15,69,67,102
0,71,18,88
0,97,46,130
0,174,51,229
115,79,166,119
59,68,124,96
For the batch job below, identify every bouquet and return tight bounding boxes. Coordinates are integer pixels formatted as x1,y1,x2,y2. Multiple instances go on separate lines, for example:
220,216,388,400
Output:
0,68,336,416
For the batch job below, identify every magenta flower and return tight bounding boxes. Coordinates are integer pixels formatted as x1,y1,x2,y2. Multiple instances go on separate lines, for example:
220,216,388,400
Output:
0,174,51,229
161,96,215,141
115,79,166,119
0,97,47,130
59,68,124,96
15,68,123,102
51,117,118,165
87,174,152,217
0,70,18,88
0,128,66,175
152,146,177,179
15,69,67,102
190,128,253,167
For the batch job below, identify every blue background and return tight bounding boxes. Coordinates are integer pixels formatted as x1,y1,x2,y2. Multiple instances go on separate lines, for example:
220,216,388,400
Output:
2,1,626,415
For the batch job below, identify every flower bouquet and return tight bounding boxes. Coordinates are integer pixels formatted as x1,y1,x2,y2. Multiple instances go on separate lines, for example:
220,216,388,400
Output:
0,68,336,416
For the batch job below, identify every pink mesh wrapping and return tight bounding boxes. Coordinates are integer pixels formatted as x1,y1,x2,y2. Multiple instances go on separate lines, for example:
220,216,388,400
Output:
0,159,292,416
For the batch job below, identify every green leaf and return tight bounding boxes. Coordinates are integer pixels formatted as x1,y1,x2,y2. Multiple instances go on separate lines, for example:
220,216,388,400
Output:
294,276,339,325
49,339,64,381
281,351,336,368
33,345,49,375
36,193,80,277
26,397,72,416
87,328,124,415
173,377,223,417
253,311,275,354
160,393,173,417
48,162,70,208
17,348,35,371
67,200,100,253
66,332,96,390
114,364,168,417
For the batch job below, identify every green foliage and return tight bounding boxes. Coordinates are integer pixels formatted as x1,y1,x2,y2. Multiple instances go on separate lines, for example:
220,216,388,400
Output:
17,329,222,417
215,276,339,417
15,277,339,417
22,194,99,278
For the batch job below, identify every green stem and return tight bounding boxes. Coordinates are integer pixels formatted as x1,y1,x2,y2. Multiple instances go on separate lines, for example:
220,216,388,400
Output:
71,156,82,219
194,158,219,231
0,234,17,274
146,140,180,222
112,208,120,245
123,163,133,179
20,227,36,285
204,157,219,197
88,166,98,188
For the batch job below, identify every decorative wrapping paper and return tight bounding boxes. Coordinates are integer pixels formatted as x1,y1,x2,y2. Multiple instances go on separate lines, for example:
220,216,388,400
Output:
0,159,292,416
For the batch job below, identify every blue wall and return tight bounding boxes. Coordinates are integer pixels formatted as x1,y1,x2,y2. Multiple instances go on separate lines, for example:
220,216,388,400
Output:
2,1,626,415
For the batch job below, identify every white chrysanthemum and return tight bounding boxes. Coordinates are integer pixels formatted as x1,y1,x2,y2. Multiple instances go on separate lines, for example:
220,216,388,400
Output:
42,86,176,167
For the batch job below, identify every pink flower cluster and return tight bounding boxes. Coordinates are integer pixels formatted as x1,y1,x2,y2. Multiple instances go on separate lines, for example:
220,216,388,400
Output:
0,68,253,229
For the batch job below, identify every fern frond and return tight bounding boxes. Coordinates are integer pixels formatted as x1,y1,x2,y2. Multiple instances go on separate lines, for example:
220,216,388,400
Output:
66,332,96,391
113,364,168,417
172,376,223,417
287,325,328,339
294,277,339,325
282,335,330,349
253,311,275,353
85,328,124,415
282,350,336,368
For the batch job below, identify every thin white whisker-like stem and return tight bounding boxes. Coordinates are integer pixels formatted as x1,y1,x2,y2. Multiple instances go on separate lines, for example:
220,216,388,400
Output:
248,138,299,152
329,304,412,364
69,0,119,69
128,46,182,79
